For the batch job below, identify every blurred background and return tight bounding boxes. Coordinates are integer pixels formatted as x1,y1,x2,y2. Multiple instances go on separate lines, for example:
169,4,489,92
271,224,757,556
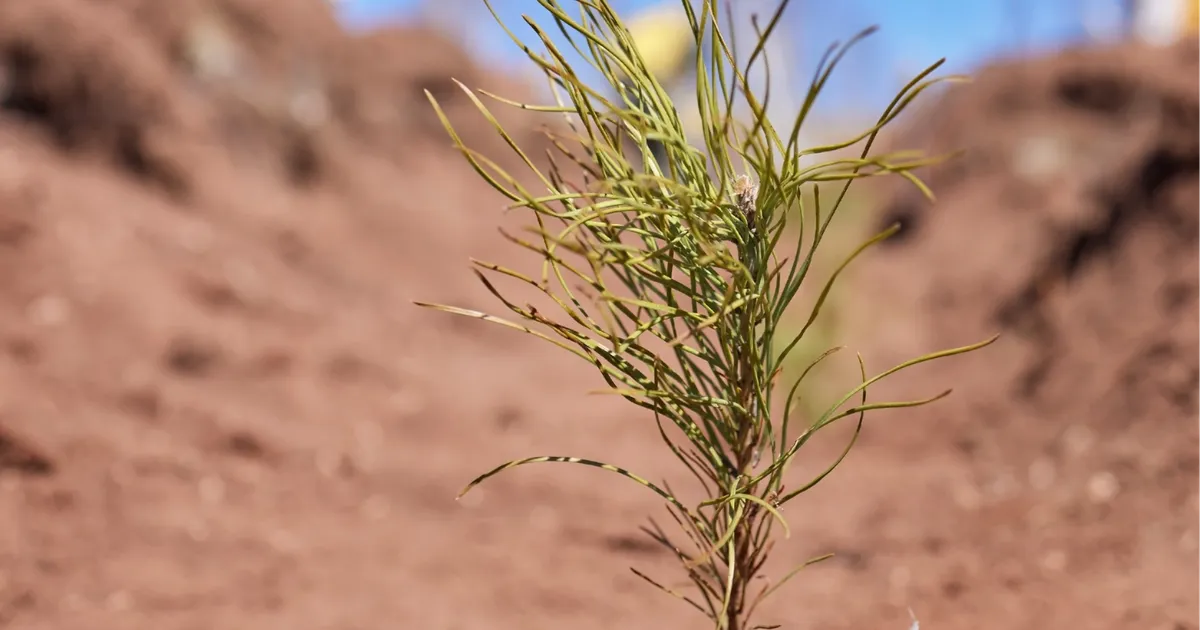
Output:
0,1,1194,630
342,0,1198,131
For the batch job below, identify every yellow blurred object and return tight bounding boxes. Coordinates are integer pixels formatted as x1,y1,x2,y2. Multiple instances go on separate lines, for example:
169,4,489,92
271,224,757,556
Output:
1185,0,1199,34
1131,0,1200,42
616,1,703,160
622,2,695,83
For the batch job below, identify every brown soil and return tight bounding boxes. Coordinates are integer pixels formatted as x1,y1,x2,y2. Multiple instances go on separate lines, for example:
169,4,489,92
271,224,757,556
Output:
827,37,1200,629
0,0,1193,628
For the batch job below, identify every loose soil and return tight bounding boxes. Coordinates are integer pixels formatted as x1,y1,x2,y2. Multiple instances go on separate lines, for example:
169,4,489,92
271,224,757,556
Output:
0,1,1193,629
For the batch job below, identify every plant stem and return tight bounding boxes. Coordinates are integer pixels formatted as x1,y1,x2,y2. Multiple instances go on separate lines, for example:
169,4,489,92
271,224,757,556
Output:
726,175,763,630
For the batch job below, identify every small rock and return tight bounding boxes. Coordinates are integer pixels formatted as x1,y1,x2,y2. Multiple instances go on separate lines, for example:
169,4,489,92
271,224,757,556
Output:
1012,133,1067,181
952,482,982,511
27,295,68,327
223,431,267,460
164,335,222,377
1041,549,1068,572
941,579,965,599
0,426,54,476
184,12,242,83
1087,471,1120,503
289,84,330,130
5,336,38,364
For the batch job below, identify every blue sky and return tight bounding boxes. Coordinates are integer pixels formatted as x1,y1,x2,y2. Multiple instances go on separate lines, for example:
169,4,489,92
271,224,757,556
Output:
335,0,1107,115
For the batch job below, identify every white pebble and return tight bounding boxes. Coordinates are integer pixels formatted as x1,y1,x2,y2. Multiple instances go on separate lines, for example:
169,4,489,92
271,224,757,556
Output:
1087,471,1119,503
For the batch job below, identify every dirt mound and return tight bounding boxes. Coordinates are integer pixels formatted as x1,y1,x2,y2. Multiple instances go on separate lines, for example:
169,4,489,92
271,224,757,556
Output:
863,36,1198,446
0,0,1194,627
0,2,663,629
806,37,1199,628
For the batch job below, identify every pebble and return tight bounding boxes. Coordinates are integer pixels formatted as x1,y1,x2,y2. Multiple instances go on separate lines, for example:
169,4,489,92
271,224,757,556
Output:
952,482,982,511
1040,549,1067,572
27,294,68,327
1087,471,1120,503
